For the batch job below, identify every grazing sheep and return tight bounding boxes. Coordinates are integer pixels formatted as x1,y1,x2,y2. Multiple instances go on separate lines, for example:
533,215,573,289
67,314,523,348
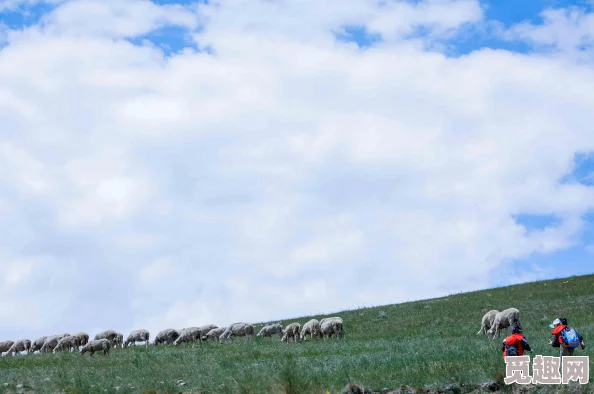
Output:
123,329,150,348
72,332,89,347
154,329,180,346
54,336,79,353
5,339,31,356
40,335,66,353
173,327,202,347
281,323,301,343
29,333,70,353
113,332,124,348
199,324,218,339
0,340,15,356
94,330,118,347
300,319,321,340
319,317,344,339
219,323,255,344
80,339,111,357
203,327,226,341
487,308,521,339
30,336,47,353
6,339,31,356
477,310,499,337
257,323,284,338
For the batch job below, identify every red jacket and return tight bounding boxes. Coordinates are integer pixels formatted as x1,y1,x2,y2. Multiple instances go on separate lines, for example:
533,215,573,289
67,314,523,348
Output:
502,333,532,358
551,324,567,347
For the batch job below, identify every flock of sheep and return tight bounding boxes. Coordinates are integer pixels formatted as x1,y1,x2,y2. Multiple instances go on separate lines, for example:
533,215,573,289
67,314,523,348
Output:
0,317,344,358
0,306,518,358
476,307,521,339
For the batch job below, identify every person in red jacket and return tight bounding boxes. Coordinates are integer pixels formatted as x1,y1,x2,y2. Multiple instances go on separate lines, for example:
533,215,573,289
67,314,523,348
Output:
549,318,586,357
502,325,533,358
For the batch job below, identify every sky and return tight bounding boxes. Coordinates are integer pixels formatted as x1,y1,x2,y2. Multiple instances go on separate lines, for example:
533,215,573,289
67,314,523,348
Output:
1,0,594,342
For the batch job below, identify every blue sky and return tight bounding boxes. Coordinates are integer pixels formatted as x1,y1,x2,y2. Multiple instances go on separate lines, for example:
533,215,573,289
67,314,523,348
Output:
1,0,594,341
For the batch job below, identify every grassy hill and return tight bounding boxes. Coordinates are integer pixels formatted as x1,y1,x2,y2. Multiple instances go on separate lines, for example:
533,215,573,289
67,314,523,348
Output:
1,274,593,394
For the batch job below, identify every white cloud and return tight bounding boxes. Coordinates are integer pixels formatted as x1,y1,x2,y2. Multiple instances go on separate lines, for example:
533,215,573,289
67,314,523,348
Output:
28,0,198,39
502,5,594,61
0,0,594,340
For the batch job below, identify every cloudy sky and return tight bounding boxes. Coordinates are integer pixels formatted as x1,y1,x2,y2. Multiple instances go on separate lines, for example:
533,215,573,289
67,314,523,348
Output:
1,0,594,341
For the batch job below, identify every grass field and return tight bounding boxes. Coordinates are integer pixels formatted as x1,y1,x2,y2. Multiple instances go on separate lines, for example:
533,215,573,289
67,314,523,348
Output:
1,274,593,394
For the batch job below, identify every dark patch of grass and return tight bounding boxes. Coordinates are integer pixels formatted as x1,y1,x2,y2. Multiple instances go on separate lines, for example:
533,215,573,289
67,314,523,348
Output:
1,274,593,393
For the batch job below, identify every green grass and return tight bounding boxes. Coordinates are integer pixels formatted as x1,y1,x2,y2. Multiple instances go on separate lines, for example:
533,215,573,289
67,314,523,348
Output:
1,274,593,393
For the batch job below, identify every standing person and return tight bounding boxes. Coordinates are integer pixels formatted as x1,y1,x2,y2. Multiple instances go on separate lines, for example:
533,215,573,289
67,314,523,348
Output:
549,318,586,357
502,324,533,358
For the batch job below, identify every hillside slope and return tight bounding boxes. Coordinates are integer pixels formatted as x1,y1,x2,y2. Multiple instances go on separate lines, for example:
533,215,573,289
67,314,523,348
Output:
1,273,593,393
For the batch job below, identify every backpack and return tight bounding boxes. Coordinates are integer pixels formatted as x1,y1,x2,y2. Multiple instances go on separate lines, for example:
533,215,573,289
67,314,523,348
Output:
561,327,581,349
504,342,519,356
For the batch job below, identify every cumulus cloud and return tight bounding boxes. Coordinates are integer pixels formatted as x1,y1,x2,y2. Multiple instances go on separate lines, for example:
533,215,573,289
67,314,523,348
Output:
1,0,594,340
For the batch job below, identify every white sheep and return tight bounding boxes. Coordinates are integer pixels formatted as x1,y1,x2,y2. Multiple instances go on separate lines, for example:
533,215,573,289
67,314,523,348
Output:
487,308,521,339
300,319,321,340
5,339,31,356
257,323,284,338
281,323,301,343
173,327,201,347
123,329,150,348
319,317,344,339
80,339,111,357
154,329,180,345
203,327,227,341
54,336,79,353
94,330,119,347
40,335,67,353
30,336,47,353
113,332,124,349
0,340,15,356
477,310,499,337
219,323,255,344
199,324,218,340
72,332,89,347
